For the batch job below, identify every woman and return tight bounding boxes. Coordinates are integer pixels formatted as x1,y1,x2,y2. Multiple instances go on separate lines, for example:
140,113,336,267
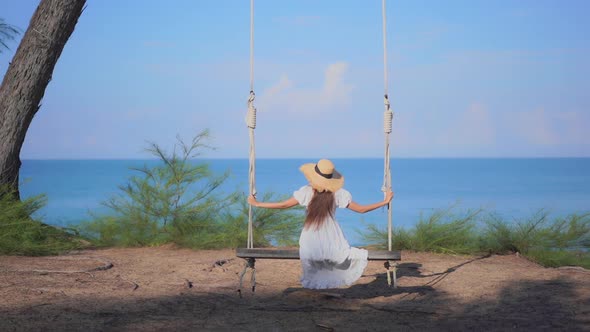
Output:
248,159,394,289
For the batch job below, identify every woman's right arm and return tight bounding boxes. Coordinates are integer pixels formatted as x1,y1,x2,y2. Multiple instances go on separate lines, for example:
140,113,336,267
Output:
247,195,299,209
347,191,394,214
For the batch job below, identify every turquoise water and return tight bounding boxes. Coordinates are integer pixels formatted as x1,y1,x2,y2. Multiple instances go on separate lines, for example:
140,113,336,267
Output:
20,158,590,245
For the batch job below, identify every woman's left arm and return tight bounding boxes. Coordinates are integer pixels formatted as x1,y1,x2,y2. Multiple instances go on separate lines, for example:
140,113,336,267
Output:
247,195,299,209
347,191,394,214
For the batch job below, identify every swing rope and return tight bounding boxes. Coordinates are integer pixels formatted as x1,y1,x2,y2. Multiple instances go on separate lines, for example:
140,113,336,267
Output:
381,0,397,287
381,0,394,253
246,0,257,249
245,0,394,255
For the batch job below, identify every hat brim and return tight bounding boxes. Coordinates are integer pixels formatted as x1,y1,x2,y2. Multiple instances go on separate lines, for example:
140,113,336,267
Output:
299,163,344,193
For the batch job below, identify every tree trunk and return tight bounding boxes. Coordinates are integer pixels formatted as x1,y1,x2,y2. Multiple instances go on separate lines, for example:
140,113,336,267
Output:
0,0,86,199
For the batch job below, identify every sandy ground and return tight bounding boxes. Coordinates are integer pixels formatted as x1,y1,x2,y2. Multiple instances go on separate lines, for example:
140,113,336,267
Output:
0,246,588,331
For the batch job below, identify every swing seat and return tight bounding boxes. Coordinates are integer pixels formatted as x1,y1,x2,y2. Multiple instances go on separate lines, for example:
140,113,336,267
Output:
236,248,401,261
235,248,401,293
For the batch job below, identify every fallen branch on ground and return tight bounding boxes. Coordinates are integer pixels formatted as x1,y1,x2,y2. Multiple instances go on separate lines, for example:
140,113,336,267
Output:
0,256,113,275
116,274,139,290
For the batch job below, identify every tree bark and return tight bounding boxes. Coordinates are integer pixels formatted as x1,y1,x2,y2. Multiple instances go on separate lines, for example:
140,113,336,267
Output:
0,0,86,199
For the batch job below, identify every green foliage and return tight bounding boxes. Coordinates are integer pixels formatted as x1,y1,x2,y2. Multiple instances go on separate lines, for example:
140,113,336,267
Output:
359,222,413,251
478,214,517,253
79,130,302,249
360,207,481,254
525,249,590,269
360,207,590,269
0,185,80,256
80,131,228,247
478,211,590,268
0,18,20,53
217,192,304,248
411,208,480,254
479,211,590,255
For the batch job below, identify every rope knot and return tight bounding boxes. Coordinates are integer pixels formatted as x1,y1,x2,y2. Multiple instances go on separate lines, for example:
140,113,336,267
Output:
383,95,393,133
383,109,393,134
246,91,257,129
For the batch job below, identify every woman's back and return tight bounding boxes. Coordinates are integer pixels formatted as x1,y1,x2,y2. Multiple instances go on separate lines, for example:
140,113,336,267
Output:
247,159,392,289
294,185,368,289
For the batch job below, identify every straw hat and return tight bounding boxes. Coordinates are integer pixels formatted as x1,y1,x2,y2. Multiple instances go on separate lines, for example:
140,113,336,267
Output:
299,159,344,193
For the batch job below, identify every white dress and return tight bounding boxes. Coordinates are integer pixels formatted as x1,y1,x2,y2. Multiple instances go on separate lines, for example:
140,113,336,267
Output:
293,185,368,289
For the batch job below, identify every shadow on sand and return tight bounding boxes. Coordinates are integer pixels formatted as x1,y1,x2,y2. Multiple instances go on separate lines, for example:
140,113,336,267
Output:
1,254,586,331
283,254,492,300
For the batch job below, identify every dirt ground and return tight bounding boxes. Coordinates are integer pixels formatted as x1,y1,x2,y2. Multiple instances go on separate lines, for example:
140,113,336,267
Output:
0,246,588,331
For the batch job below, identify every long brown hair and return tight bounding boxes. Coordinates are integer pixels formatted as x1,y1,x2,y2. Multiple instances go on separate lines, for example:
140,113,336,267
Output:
304,189,336,230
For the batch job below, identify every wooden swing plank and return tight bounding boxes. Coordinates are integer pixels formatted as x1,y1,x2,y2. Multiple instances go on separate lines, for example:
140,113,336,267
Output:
367,250,401,260
236,248,401,261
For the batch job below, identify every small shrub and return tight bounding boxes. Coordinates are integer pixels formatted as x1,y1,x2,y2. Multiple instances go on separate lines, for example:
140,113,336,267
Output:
0,185,80,256
361,206,590,269
218,192,304,248
79,130,303,249
79,130,231,248
479,211,590,255
360,207,481,254
525,249,590,269
412,208,480,254
359,222,413,251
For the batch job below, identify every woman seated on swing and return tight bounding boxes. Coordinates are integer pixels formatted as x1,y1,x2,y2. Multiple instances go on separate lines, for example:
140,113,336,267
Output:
248,159,394,289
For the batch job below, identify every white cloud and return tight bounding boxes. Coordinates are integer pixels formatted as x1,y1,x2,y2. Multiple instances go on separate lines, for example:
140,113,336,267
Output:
509,108,590,147
556,111,588,144
469,104,495,144
84,136,98,146
444,103,495,146
514,108,559,145
258,62,354,114
261,75,292,99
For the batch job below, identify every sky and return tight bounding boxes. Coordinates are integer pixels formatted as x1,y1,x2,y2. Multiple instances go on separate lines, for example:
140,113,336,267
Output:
0,0,589,159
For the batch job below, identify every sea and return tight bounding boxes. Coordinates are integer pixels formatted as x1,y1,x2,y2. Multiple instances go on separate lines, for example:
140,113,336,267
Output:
20,158,590,246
